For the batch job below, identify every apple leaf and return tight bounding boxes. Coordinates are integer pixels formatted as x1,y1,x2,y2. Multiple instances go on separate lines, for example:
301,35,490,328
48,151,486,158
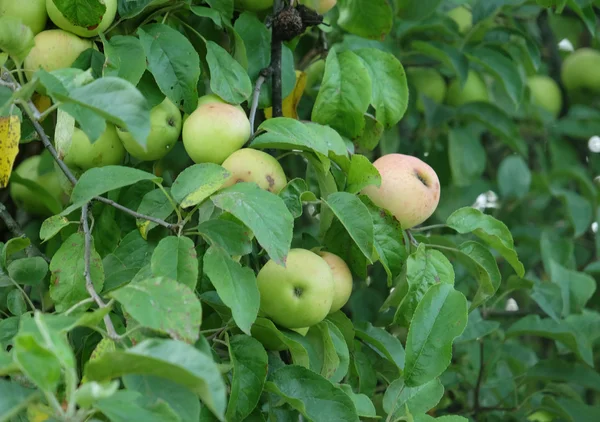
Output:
250,318,311,368
354,321,405,371
266,365,360,422
346,154,381,195
336,0,393,40
226,335,268,422
138,24,201,113
205,40,252,105
102,35,147,86
210,182,293,266
39,215,72,243
454,241,501,310
455,309,501,344
404,283,468,387
150,236,199,290
203,246,259,336
197,219,253,257
411,41,469,87
383,378,444,419
103,230,154,292
279,178,318,219
549,260,596,317
252,118,329,156
337,384,377,418
171,163,231,209
117,0,156,19
93,390,180,422
136,188,175,238
7,257,48,286
446,207,525,277
50,0,105,28
0,379,39,418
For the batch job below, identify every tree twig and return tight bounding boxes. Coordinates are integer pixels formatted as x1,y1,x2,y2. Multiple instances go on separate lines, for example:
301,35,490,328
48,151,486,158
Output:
249,68,273,134
270,0,284,118
0,203,50,263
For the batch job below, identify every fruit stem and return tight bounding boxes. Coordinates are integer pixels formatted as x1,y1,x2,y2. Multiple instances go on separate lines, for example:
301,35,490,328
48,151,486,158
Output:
410,223,448,232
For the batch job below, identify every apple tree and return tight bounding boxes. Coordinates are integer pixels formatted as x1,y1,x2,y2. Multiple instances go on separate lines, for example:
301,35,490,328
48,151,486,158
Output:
0,0,599,421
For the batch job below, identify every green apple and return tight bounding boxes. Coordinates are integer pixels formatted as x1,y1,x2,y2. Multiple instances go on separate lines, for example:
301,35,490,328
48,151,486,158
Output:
548,13,583,51
527,75,562,118
447,5,472,34
407,67,447,112
9,155,65,216
24,29,93,82
561,48,600,102
298,0,336,14
235,0,273,12
304,59,325,99
528,410,556,422
182,102,251,164
445,70,489,106
63,124,125,171
46,0,117,38
220,148,287,194
117,98,182,161
0,0,47,35
362,153,440,229
318,251,353,313
257,248,335,329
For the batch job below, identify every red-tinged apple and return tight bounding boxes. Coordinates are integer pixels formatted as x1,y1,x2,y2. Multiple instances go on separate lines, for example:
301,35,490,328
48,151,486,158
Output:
445,70,489,106
46,0,117,38
220,148,287,194
0,0,47,35
361,154,441,229
318,251,353,313
63,124,125,171
257,248,335,329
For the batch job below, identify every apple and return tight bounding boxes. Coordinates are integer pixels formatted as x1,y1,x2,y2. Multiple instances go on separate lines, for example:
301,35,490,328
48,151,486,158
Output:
298,0,336,14
445,70,489,107
0,0,47,35
46,0,117,38
220,148,287,194
361,154,440,229
527,75,562,118
548,13,583,51
447,5,472,34
63,124,125,171
406,67,447,112
257,248,335,329
318,251,353,313
24,29,93,82
235,0,273,12
561,48,600,103
9,155,65,216
304,59,325,99
182,102,251,164
528,410,556,422
117,98,182,162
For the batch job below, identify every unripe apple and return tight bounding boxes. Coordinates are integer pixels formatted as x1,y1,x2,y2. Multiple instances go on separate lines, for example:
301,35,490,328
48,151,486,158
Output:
318,251,353,313
220,148,287,194
406,67,447,112
304,59,325,99
182,102,251,165
0,0,47,35
46,0,117,38
298,0,336,14
561,48,600,102
447,5,472,33
117,98,182,161
63,124,125,171
257,248,335,329
445,70,489,107
361,154,441,229
527,75,562,118
9,155,65,216
235,0,273,12
24,29,93,82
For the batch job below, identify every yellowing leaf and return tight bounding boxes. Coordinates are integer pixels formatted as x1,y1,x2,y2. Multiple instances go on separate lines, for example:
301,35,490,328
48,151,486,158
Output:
26,403,54,422
265,70,307,119
137,220,151,240
0,115,20,188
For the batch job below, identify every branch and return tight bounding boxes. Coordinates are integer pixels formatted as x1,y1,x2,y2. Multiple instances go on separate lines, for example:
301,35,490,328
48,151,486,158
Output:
270,0,284,118
81,203,120,341
249,68,273,134
0,203,50,263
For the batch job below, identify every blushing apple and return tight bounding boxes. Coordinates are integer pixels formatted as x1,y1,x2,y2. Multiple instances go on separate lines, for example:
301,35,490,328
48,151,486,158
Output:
220,148,287,194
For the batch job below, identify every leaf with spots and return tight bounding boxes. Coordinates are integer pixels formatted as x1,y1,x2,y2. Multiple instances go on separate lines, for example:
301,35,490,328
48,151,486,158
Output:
0,115,20,188
109,276,202,343
151,236,199,290
171,163,231,209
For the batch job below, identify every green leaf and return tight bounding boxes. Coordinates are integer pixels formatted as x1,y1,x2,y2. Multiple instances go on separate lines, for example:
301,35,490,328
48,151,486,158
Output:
448,126,486,186
411,41,469,86
103,230,154,292
138,24,201,113
49,232,104,312
525,359,600,392
455,241,502,310
531,279,563,321
551,189,593,237
455,309,500,343
497,155,531,199
312,49,372,138
506,315,593,366
136,188,174,236
354,114,384,151
211,183,293,266
354,48,409,128
7,290,26,316
404,284,468,387
206,40,252,105
0,379,39,420
50,0,105,27
396,244,455,326
0,16,34,63
549,260,596,317
197,219,253,256
1,237,30,267
84,339,227,421
110,277,202,343
324,321,350,383
346,155,381,194
252,118,327,156
102,35,146,86
40,215,72,242
151,236,199,290
226,335,268,422
383,378,444,418
279,178,317,219
12,334,62,392
446,207,525,277
543,397,600,422
323,192,374,263
338,384,376,418
94,390,180,422
354,321,405,370
251,318,310,368
171,163,231,208
265,365,359,422
7,257,48,286
203,246,259,336
337,0,393,39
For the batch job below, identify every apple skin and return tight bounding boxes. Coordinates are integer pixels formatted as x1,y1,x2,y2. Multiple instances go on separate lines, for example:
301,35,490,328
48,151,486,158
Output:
0,0,47,35
257,248,335,329
447,5,472,34
304,59,325,99
561,48,600,102
298,0,337,14
445,70,489,107
407,67,447,112
182,102,251,165
220,148,287,194
235,0,273,12
318,251,353,313
361,154,441,229
46,0,117,38
117,98,182,161
63,124,125,171
9,155,65,217
527,75,562,118
24,29,93,82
